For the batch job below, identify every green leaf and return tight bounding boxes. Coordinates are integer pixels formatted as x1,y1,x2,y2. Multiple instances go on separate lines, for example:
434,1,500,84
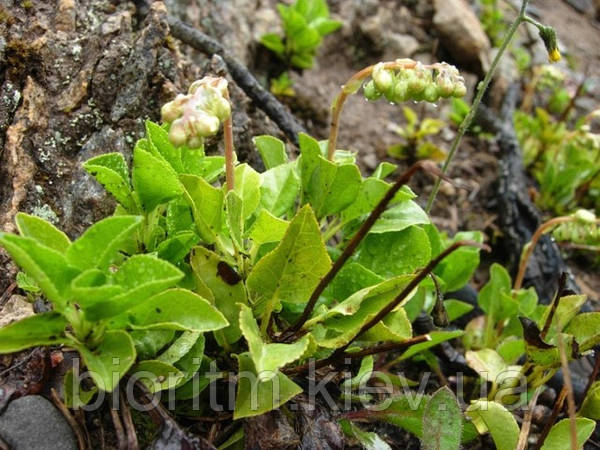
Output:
541,418,596,450
63,369,98,409
75,330,136,392
323,262,383,308
373,162,397,180
180,174,223,244
465,349,508,384
312,18,342,36
478,263,518,322
86,255,183,320
253,135,288,169
496,338,525,364
233,352,302,419
246,205,331,316
308,276,414,348
353,227,432,278
444,299,474,322
132,360,184,392
239,304,309,380
233,164,261,221
83,153,136,211
565,312,600,352
466,400,519,450
182,155,225,183
369,200,429,234
422,387,462,450
0,312,69,353
260,33,285,57
342,356,374,390
172,334,205,385
15,213,71,253
70,269,124,306
0,233,80,309
434,231,483,292
299,133,362,218
260,163,301,217
130,330,176,360
156,231,199,264
190,247,247,345
247,209,289,247
339,420,391,450
66,215,142,271
166,198,195,236
371,393,431,438
16,271,40,294
579,381,600,420
145,120,183,173
225,191,244,251
538,294,587,342
108,288,228,332
133,146,183,212
158,331,201,365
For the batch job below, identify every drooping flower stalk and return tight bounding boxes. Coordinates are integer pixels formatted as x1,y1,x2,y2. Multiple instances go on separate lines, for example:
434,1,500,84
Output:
514,209,600,290
326,59,467,161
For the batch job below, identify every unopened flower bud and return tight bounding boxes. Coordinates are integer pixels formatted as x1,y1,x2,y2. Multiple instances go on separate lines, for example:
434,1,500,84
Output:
573,209,596,224
363,80,382,101
453,83,467,98
538,25,561,63
161,94,188,122
169,119,188,147
372,63,393,93
423,85,440,103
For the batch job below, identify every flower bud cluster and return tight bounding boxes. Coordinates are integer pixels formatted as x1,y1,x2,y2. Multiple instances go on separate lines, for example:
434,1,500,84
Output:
363,60,467,104
161,77,232,148
553,210,600,245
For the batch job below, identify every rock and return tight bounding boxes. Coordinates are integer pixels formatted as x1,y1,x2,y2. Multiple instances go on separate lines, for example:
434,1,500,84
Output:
433,0,491,73
0,395,77,450
387,33,420,57
0,295,33,327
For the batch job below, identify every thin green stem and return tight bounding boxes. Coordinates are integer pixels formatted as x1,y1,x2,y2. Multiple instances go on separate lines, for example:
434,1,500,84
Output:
426,0,530,213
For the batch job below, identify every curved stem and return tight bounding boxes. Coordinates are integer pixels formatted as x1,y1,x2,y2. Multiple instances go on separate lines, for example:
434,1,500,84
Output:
513,216,573,290
223,90,235,191
326,60,417,161
426,0,531,213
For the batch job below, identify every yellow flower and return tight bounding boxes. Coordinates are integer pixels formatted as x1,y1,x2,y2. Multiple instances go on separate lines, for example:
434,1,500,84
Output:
549,48,561,63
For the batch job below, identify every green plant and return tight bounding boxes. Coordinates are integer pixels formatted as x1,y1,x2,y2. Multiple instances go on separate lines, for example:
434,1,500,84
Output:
516,108,600,215
270,71,296,97
260,0,341,70
388,106,447,163
0,69,482,408
477,0,509,47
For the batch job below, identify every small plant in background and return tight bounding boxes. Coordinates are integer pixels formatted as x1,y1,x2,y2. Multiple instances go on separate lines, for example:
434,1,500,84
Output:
516,108,600,215
387,106,447,163
269,71,296,97
260,0,341,70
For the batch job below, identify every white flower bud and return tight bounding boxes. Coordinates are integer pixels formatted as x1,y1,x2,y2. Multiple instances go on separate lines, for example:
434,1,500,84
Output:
573,209,596,224
372,63,393,93
169,118,188,147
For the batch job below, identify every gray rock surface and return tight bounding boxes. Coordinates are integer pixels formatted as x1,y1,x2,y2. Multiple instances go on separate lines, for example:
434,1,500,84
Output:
433,0,491,73
0,395,77,450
